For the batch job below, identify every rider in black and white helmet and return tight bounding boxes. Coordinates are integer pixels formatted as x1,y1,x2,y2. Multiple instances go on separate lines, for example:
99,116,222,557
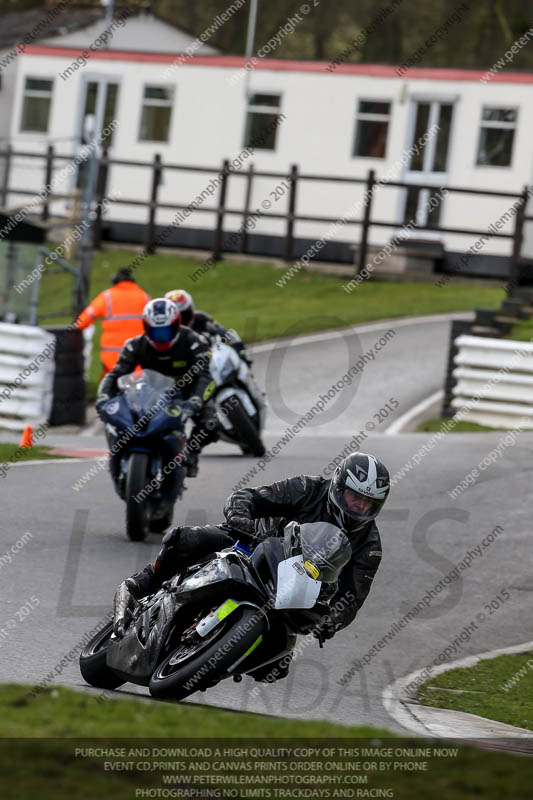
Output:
327,453,390,534
116,451,390,684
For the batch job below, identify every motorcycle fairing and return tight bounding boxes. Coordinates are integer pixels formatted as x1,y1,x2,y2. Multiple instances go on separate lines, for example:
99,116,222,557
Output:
275,555,321,609
106,557,252,683
106,589,184,684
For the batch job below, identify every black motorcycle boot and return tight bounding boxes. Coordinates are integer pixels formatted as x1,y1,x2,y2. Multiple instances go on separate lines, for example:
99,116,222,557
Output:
186,451,199,477
108,451,125,498
126,566,161,599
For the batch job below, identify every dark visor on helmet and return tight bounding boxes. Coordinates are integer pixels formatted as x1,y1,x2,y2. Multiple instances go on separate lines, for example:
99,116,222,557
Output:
148,324,175,343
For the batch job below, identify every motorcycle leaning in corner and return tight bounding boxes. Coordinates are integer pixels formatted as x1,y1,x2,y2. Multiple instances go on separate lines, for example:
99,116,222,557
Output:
79,520,351,699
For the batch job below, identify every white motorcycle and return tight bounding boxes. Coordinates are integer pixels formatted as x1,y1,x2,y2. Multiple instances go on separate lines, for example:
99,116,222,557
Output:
209,333,266,457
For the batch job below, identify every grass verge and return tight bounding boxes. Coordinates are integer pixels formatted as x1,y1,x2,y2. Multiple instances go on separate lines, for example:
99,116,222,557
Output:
418,650,533,730
38,249,504,399
507,319,533,342
0,444,66,462
416,418,506,433
3,683,390,738
2,684,533,799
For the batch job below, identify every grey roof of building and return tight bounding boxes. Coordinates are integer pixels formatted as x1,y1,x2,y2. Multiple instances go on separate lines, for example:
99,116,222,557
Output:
0,7,105,49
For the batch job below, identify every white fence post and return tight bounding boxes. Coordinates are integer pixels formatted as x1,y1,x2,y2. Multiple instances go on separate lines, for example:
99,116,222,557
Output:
452,334,533,428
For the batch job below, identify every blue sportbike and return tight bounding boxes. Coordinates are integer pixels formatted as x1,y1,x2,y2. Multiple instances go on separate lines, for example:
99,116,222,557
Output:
99,369,194,541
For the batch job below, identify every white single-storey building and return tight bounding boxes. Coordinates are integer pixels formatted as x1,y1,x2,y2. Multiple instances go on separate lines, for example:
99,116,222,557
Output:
3,15,533,277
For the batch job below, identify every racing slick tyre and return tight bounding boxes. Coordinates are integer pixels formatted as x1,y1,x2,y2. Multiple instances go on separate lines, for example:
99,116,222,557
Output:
79,622,125,690
49,399,86,426
220,397,266,457
53,353,84,378
125,452,151,542
148,606,265,700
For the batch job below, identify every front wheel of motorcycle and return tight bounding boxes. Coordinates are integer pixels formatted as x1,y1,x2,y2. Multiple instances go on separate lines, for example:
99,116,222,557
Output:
79,621,125,690
148,606,265,700
125,452,151,541
220,397,266,457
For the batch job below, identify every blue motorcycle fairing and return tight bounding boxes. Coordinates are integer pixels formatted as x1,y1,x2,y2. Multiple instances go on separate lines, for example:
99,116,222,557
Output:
103,393,187,438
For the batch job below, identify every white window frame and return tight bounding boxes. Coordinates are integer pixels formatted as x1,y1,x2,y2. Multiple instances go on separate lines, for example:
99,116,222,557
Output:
476,105,518,168
352,99,392,159
138,84,174,143
244,92,282,151
19,75,54,133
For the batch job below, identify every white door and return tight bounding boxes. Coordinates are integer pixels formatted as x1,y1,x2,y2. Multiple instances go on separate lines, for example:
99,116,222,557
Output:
76,77,119,189
401,100,455,234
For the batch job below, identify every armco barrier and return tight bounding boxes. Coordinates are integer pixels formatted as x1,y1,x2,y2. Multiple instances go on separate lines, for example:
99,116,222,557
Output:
451,334,533,428
0,323,56,431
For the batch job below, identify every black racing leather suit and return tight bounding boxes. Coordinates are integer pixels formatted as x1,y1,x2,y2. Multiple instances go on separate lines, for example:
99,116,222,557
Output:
192,311,250,363
99,327,213,401
129,475,383,636
191,310,225,340
97,328,217,482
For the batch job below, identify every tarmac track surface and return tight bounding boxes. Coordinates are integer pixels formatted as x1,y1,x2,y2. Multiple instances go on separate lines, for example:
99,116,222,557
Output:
1,314,531,733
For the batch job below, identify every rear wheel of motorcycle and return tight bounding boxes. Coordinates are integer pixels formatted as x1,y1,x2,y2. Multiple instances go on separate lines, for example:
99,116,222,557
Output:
220,397,266,457
79,622,125,690
148,606,265,700
125,452,151,541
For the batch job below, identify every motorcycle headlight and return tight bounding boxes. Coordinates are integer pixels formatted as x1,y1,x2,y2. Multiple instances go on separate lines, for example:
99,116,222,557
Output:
178,558,232,592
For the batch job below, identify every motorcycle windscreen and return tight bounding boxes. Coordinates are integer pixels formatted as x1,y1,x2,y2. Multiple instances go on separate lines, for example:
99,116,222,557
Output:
275,555,321,609
118,369,176,415
210,342,240,384
300,521,352,582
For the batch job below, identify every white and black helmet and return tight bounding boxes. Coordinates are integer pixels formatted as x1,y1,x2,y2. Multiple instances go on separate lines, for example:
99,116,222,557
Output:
328,452,390,534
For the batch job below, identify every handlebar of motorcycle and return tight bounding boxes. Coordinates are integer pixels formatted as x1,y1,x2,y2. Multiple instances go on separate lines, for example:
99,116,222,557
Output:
222,523,257,544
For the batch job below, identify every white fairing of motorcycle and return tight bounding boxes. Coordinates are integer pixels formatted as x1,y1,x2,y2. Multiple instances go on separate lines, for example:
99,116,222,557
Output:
210,341,241,386
275,555,321,609
210,339,266,431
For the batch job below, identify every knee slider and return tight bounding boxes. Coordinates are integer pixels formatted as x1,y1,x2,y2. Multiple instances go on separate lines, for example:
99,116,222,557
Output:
126,567,156,599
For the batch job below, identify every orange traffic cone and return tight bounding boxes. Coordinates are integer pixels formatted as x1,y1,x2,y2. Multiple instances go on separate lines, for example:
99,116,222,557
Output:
19,424,33,448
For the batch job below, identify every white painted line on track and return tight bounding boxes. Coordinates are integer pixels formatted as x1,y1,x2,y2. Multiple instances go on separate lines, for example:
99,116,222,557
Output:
383,639,533,739
10,458,88,468
385,390,444,435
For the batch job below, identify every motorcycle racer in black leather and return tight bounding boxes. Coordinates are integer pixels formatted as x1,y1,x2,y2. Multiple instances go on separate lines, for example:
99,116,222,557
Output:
96,298,217,478
115,453,390,681
165,289,251,364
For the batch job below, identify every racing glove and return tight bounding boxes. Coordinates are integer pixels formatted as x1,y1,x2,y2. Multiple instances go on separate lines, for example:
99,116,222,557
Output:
225,514,256,539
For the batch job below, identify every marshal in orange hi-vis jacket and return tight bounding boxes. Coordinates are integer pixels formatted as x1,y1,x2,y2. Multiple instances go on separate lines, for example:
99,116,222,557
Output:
75,268,151,374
